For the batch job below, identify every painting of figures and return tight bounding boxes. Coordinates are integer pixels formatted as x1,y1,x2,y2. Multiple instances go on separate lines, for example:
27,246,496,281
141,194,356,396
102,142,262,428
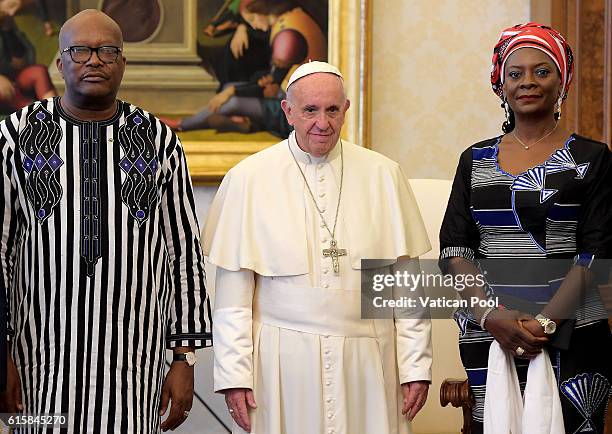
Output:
0,0,65,116
160,0,329,141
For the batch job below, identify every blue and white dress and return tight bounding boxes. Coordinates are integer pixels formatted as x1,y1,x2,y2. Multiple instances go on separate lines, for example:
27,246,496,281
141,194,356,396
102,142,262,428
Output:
439,134,612,434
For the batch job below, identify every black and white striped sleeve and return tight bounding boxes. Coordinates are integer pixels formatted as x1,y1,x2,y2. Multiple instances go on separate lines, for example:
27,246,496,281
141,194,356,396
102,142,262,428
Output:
0,119,20,343
160,130,212,349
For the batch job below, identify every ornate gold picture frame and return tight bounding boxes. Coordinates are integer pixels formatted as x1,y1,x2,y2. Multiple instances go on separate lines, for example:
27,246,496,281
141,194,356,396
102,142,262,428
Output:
184,0,372,184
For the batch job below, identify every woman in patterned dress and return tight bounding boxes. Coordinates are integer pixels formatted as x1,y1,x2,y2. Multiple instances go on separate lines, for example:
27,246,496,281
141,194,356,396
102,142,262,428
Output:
439,22,612,433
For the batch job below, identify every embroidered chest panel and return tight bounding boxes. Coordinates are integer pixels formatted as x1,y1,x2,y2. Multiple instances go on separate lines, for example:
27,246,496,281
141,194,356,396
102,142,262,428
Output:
19,105,64,223
17,104,161,276
117,109,159,224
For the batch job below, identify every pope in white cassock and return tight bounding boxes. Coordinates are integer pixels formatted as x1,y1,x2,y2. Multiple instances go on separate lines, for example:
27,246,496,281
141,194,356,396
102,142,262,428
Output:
203,61,433,434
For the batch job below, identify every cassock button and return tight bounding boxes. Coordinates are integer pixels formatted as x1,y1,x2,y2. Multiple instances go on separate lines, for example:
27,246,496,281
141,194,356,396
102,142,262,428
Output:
320,207,326,212
325,364,330,370
320,222,326,228
324,349,330,355
322,283,329,289
328,430,334,434
325,380,331,386
319,192,326,198
323,268,329,274
326,397,332,403
327,412,333,419
322,238,328,243
318,163,324,170
319,176,325,182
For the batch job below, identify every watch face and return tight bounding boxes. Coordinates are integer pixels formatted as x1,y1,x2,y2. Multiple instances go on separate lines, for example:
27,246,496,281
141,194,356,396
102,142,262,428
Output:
185,352,197,366
545,322,556,334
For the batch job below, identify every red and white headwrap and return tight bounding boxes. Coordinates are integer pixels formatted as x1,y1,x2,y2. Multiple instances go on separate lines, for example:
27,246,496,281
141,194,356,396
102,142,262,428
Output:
491,22,574,101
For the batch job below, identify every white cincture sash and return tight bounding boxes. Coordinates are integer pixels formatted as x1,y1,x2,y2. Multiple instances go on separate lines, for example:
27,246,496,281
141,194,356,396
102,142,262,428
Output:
253,279,376,338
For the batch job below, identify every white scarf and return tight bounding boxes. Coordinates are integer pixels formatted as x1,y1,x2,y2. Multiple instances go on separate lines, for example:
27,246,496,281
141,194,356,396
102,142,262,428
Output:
484,341,565,434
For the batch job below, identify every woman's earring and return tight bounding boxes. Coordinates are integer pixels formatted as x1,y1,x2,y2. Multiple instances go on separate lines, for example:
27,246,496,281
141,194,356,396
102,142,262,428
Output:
555,96,563,120
502,98,510,123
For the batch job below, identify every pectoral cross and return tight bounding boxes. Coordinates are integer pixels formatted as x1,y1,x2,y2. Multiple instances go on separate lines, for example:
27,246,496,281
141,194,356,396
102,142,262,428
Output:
322,238,347,274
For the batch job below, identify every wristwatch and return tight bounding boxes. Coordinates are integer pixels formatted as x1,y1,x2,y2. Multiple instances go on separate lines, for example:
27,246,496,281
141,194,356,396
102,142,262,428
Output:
173,351,197,366
535,314,557,335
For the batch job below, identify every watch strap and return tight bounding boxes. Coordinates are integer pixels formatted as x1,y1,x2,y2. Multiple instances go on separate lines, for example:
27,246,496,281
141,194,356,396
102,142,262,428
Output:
173,351,196,366
173,353,188,362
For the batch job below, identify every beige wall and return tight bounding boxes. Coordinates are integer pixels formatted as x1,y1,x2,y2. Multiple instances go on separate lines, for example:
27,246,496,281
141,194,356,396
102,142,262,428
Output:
371,0,530,180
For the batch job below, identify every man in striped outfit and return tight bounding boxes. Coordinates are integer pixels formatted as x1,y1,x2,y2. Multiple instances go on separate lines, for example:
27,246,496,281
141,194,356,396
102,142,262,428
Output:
0,9,212,433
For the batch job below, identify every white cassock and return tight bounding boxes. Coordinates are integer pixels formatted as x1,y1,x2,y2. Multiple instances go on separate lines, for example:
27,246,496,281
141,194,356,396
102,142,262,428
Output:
203,131,433,434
